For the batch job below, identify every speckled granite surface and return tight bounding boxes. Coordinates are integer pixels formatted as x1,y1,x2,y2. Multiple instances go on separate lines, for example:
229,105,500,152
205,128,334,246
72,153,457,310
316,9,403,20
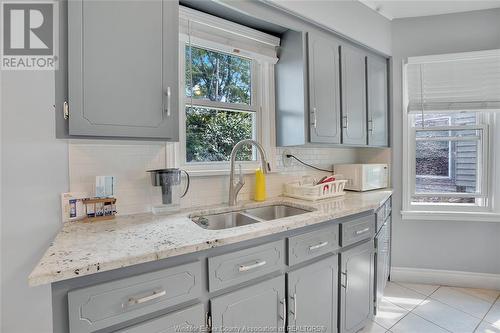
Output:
29,190,392,286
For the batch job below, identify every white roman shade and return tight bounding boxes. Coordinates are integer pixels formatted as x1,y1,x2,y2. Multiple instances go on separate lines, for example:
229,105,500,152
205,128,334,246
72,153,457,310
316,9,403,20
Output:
406,50,500,113
179,6,280,63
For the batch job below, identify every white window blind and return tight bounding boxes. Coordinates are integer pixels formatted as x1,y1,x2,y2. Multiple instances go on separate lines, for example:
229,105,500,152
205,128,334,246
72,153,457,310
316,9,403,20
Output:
179,6,280,64
407,50,500,113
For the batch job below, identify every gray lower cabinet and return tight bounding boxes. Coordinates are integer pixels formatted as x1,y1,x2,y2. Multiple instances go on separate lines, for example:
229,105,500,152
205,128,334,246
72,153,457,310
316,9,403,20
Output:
367,56,389,147
308,32,342,144
340,45,367,146
287,255,338,333
375,217,391,313
211,275,286,333
57,211,388,333
208,240,285,292
67,0,179,139
340,240,375,333
116,303,205,333
67,261,201,333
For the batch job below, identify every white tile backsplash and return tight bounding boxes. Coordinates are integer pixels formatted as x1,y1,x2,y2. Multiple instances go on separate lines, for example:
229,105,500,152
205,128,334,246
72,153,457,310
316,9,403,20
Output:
69,143,166,215
69,143,390,215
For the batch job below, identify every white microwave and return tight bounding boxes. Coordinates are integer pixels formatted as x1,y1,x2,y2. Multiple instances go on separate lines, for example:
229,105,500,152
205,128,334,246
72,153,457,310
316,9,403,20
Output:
334,164,388,191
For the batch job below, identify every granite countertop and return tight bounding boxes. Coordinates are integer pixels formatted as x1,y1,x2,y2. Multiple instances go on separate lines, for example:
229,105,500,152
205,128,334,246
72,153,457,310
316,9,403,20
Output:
29,189,392,286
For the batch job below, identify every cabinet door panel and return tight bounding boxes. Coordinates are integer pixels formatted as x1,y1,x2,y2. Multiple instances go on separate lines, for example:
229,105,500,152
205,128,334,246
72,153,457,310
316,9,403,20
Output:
385,215,392,282
341,45,367,145
375,223,389,313
117,304,204,333
68,0,178,139
308,33,341,144
287,255,338,333
340,240,374,333
367,56,388,147
211,276,285,333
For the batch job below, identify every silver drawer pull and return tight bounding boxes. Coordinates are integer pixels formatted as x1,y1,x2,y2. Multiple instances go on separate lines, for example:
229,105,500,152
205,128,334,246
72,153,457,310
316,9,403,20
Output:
355,227,370,235
165,86,171,116
128,290,166,306
309,241,329,251
280,298,287,331
291,293,297,320
239,260,267,272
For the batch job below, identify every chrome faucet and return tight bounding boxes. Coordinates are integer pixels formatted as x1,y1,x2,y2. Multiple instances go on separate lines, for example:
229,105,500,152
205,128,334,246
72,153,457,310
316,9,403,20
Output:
229,139,271,206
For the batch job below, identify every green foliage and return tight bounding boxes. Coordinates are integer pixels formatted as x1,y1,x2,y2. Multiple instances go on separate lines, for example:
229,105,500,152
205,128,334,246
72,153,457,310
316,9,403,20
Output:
184,45,254,162
186,107,254,162
185,46,251,104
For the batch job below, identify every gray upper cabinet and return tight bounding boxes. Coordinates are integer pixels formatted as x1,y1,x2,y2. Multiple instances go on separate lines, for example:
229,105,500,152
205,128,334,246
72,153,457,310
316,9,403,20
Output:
67,0,179,139
287,255,338,332
275,27,389,148
367,56,389,147
340,240,374,333
275,30,309,147
211,276,286,333
308,33,341,144
341,45,367,146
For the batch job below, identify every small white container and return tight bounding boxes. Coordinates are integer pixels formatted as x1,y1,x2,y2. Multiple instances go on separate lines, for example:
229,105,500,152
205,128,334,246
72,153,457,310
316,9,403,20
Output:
284,179,348,201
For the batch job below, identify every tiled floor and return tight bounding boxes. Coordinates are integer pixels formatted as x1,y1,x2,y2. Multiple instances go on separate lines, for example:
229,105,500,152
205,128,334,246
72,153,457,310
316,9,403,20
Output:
361,282,500,333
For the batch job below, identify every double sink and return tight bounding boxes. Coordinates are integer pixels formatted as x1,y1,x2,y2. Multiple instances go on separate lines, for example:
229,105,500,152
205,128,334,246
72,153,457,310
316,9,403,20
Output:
191,204,312,230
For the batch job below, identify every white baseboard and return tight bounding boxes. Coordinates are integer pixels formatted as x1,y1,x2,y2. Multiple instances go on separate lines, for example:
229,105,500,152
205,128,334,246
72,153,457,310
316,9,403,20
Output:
391,267,500,290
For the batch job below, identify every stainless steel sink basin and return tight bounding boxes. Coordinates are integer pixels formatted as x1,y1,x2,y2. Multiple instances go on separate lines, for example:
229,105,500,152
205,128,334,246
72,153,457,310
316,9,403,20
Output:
243,205,311,221
191,212,260,230
191,204,312,230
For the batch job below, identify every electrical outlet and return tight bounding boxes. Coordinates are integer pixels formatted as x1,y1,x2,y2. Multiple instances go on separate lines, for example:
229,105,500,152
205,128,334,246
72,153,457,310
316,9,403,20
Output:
282,149,293,168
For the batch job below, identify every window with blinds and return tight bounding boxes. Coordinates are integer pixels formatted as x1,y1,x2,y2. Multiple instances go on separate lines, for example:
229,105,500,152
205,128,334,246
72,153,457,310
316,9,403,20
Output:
403,50,499,211
406,50,500,113
178,6,279,165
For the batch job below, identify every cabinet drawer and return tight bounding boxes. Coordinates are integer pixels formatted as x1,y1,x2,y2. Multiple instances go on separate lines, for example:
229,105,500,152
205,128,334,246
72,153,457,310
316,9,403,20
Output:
68,261,202,333
341,215,375,247
288,225,339,266
116,303,204,333
208,240,285,292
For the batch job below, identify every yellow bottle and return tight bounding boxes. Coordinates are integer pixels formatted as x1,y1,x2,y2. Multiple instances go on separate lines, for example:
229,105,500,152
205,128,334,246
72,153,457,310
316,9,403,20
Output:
254,168,267,202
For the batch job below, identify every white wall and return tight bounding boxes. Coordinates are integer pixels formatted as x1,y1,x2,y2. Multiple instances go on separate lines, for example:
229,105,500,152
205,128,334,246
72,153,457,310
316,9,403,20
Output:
391,8,500,275
267,0,392,55
1,70,68,333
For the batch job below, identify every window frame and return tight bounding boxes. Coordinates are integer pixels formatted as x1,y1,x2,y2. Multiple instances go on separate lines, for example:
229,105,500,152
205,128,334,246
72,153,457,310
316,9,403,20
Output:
402,58,497,218
181,39,260,169
409,123,489,200
171,13,278,175
413,115,453,180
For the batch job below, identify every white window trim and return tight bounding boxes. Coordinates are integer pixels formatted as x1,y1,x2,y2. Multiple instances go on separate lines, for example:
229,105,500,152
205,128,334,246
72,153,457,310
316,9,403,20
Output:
401,57,500,221
409,124,489,200
168,11,278,176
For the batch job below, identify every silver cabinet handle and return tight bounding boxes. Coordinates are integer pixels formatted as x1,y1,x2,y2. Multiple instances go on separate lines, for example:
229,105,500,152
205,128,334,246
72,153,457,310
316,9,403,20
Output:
128,290,166,306
309,241,328,251
63,101,69,120
165,86,171,116
368,119,373,132
238,260,266,272
280,298,287,331
355,227,370,235
343,115,348,129
290,293,297,320
312,107,317,129
340,271,348,290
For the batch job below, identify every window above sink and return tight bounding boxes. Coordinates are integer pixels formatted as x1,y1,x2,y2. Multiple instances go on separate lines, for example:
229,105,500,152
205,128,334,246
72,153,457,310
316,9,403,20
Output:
173,7,280,176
